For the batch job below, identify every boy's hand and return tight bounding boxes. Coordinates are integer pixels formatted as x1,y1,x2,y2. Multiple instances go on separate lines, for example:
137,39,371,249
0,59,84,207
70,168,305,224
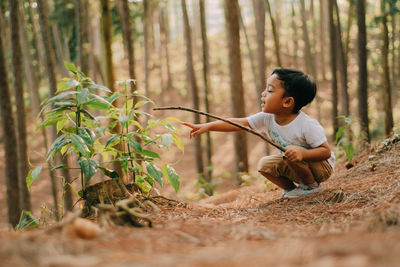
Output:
284,145,306,162
182,122,209,138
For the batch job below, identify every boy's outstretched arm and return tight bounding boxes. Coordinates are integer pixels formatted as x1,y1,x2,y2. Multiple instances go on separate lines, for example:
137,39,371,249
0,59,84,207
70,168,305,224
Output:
183,118,249,139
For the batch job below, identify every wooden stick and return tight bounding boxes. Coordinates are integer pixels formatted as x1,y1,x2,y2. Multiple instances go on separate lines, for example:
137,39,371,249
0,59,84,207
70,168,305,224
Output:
153,106,286,152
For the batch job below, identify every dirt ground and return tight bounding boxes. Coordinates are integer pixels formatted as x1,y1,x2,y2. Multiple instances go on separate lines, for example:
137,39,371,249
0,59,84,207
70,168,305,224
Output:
0,137,400,266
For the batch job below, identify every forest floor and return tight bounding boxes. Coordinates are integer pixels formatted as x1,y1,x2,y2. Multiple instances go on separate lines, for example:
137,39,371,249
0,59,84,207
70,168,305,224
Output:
1,135,400,266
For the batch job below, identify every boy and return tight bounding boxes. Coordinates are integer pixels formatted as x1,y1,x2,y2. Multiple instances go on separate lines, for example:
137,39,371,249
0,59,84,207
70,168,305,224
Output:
183,68,334,198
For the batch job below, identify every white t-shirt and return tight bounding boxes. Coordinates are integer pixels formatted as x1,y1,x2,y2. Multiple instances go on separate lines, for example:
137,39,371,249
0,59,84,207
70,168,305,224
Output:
247,112,335,169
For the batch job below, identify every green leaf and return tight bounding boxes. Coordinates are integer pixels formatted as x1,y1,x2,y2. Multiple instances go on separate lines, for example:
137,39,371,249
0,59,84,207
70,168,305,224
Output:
38,115,62,129
105,134,121,147
46,134,66,159
50,164,67,171
26,166,42,192
145,162,162,186
56,118,68,133
134,100,149,109
77,88,90,105
70,133,91,157
335,126,346,143
78,157,98,182
161,133,173,148
86,99,110,110
88,83,112,93
144,174,154,186
80,109,96,120
98,166,119,179
77,127,95,146
173,135,184,153
15,211,39,231
139,150,160,159
345,145,354,162
128,139,142,152
106,92,122,104
64,61,78,73
49,90,78,102
163,164,180,192
118,115,129,125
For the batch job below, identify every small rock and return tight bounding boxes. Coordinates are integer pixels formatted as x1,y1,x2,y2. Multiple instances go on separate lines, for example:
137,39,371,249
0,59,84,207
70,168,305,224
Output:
345,162,354,169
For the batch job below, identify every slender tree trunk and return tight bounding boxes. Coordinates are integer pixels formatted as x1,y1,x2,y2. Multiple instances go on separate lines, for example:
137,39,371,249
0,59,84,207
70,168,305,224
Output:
381,1,393,135
334,0,350,117
37,0,62,217
390,11,397,89
100,0,115,92
199,0,212,194
51,25,69,77
161,4,173,90
19,3,40,117
356,0,370,143
75,0,89,74
319,0,327,80
239,12,258,102
117,0,137,93
328,0,339,138
143,0,150,113
224,0,249,183
310,0,319,81
291,3,299,67
252,0,266,99
300,0,315,78
9,0,31,212
100,0,126,185
265,0,281,66
0,16,22,227
181,0,205,179
344,0,354,67
27,0,44,83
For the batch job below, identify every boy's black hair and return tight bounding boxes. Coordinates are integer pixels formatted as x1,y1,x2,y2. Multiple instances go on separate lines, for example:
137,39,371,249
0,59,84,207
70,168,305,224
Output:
272,68,316,114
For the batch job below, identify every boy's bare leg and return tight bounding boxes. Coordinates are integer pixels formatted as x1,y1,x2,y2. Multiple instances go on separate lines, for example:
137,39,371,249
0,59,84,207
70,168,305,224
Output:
286,161,316,185
259,171,296,191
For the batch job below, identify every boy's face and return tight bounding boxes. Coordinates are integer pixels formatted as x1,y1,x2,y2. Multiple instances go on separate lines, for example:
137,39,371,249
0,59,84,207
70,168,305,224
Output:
261,74,289,114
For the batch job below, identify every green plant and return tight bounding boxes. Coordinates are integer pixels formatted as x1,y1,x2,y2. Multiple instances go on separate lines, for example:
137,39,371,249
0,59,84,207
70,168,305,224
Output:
15,211,39,231
32,62,183,199
335,115,355,162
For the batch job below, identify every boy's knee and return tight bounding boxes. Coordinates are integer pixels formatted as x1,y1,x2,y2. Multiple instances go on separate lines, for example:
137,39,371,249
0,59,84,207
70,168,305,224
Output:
257,155,285,177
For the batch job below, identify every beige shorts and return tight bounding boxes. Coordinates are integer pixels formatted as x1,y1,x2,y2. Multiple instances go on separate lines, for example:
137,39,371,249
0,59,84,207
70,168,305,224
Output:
257,154,333,184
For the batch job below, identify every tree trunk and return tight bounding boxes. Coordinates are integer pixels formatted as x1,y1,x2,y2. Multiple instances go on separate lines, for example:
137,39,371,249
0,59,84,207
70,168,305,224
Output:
344,0,354,68
51,24,69,77
100,0,126,183
310,0,319,81
300,0,315,78
37,0,62,217
143,0,150,114
117,0,136,93
199,0,212,194
181,0,205,179
100,0,115,92
381,1,393,136
75,0,89,74
160,3,173,90
319,0,327,80
18,3,40,117
27,0,44,84
265,0,281,66
224,0,249,183
390,10,397,89
8,0,31,212
252,0,266,100
328,0,339,138
356,0,370,143
239,11,258,102
334,0,350,117
291,3,299,68
0,15,22,227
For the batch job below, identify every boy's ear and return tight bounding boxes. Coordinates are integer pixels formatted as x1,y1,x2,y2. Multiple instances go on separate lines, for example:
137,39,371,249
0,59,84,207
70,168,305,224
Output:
283,96,295,109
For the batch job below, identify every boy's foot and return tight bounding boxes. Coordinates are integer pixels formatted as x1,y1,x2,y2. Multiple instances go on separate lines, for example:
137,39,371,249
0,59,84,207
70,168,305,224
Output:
282,183,321,198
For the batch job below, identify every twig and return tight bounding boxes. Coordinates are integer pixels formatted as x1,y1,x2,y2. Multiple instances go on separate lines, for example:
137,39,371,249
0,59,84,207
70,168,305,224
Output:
153,106,286,152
